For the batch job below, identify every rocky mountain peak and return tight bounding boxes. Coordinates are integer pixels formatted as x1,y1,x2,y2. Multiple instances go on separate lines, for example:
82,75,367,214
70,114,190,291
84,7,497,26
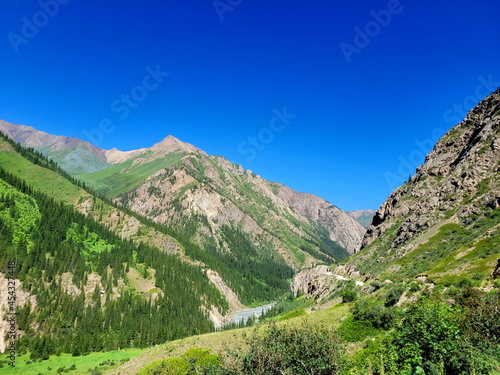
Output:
105,135,205,165
150,134,204,155
104,147,146,165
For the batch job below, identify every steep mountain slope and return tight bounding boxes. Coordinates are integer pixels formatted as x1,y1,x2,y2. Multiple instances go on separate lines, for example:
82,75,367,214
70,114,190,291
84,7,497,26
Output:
272,183,366,253
348,209,376,228
80,148,358,268
0,120,109,175
0,134,260,327
78,137,365,257
345,88,500,281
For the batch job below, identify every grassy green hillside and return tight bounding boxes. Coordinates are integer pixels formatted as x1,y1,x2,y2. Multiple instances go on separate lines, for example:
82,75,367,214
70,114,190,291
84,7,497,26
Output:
0,140,86,204
349,206,500,284
1,349,144,375
77,151,187,197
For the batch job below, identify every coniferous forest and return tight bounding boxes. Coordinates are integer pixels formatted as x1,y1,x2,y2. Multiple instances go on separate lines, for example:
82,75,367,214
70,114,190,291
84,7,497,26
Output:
0,164,229,359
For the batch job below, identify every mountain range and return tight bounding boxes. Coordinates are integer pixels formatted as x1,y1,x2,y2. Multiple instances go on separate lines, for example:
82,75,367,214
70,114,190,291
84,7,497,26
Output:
0,120,365,257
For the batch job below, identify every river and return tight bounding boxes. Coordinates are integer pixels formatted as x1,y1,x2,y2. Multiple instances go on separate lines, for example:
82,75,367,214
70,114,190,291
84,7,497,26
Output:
230,302,276,325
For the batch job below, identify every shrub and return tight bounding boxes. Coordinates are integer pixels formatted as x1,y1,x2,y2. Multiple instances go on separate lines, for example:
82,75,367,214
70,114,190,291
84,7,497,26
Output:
340,280,358,303
139,357,190,375
183,347,221,371
385,298,493,374
369,281,384,291
353,299,396,330
139,347,220,375
341,289,358,303
337,316,379,342
408,281,421,294
384,285,405,307
458,289,500,354
219,322,344,374
456,276,473,289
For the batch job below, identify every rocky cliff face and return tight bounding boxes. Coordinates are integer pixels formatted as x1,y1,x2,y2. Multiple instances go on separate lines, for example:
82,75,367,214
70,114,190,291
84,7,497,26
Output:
275,184,366,253
362,89,500,250
347,88,500,280
291,264,366,302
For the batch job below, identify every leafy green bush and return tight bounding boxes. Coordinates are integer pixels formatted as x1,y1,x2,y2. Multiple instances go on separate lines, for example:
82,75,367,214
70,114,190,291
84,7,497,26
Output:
218,322,344,374
346,337,389,375
408,281,421,294
183,347,221,370
455,276,473,289
139,357,190,375
353,299,397,330
369,280,384,291
385,298,493,374
139,347,220,375
341,289,357,303
337,316,380,342
384,285,405,307
457,289,500,356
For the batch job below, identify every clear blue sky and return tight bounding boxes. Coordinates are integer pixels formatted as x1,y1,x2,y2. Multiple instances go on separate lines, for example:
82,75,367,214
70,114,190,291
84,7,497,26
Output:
1,1,499,211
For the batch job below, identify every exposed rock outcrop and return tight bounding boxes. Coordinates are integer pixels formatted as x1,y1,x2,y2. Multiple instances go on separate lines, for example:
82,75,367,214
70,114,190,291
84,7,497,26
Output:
0,274,37,353
291,265,365,301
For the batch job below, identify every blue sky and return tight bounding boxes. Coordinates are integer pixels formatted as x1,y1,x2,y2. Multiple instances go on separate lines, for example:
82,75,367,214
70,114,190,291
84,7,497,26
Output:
1,1,499,211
